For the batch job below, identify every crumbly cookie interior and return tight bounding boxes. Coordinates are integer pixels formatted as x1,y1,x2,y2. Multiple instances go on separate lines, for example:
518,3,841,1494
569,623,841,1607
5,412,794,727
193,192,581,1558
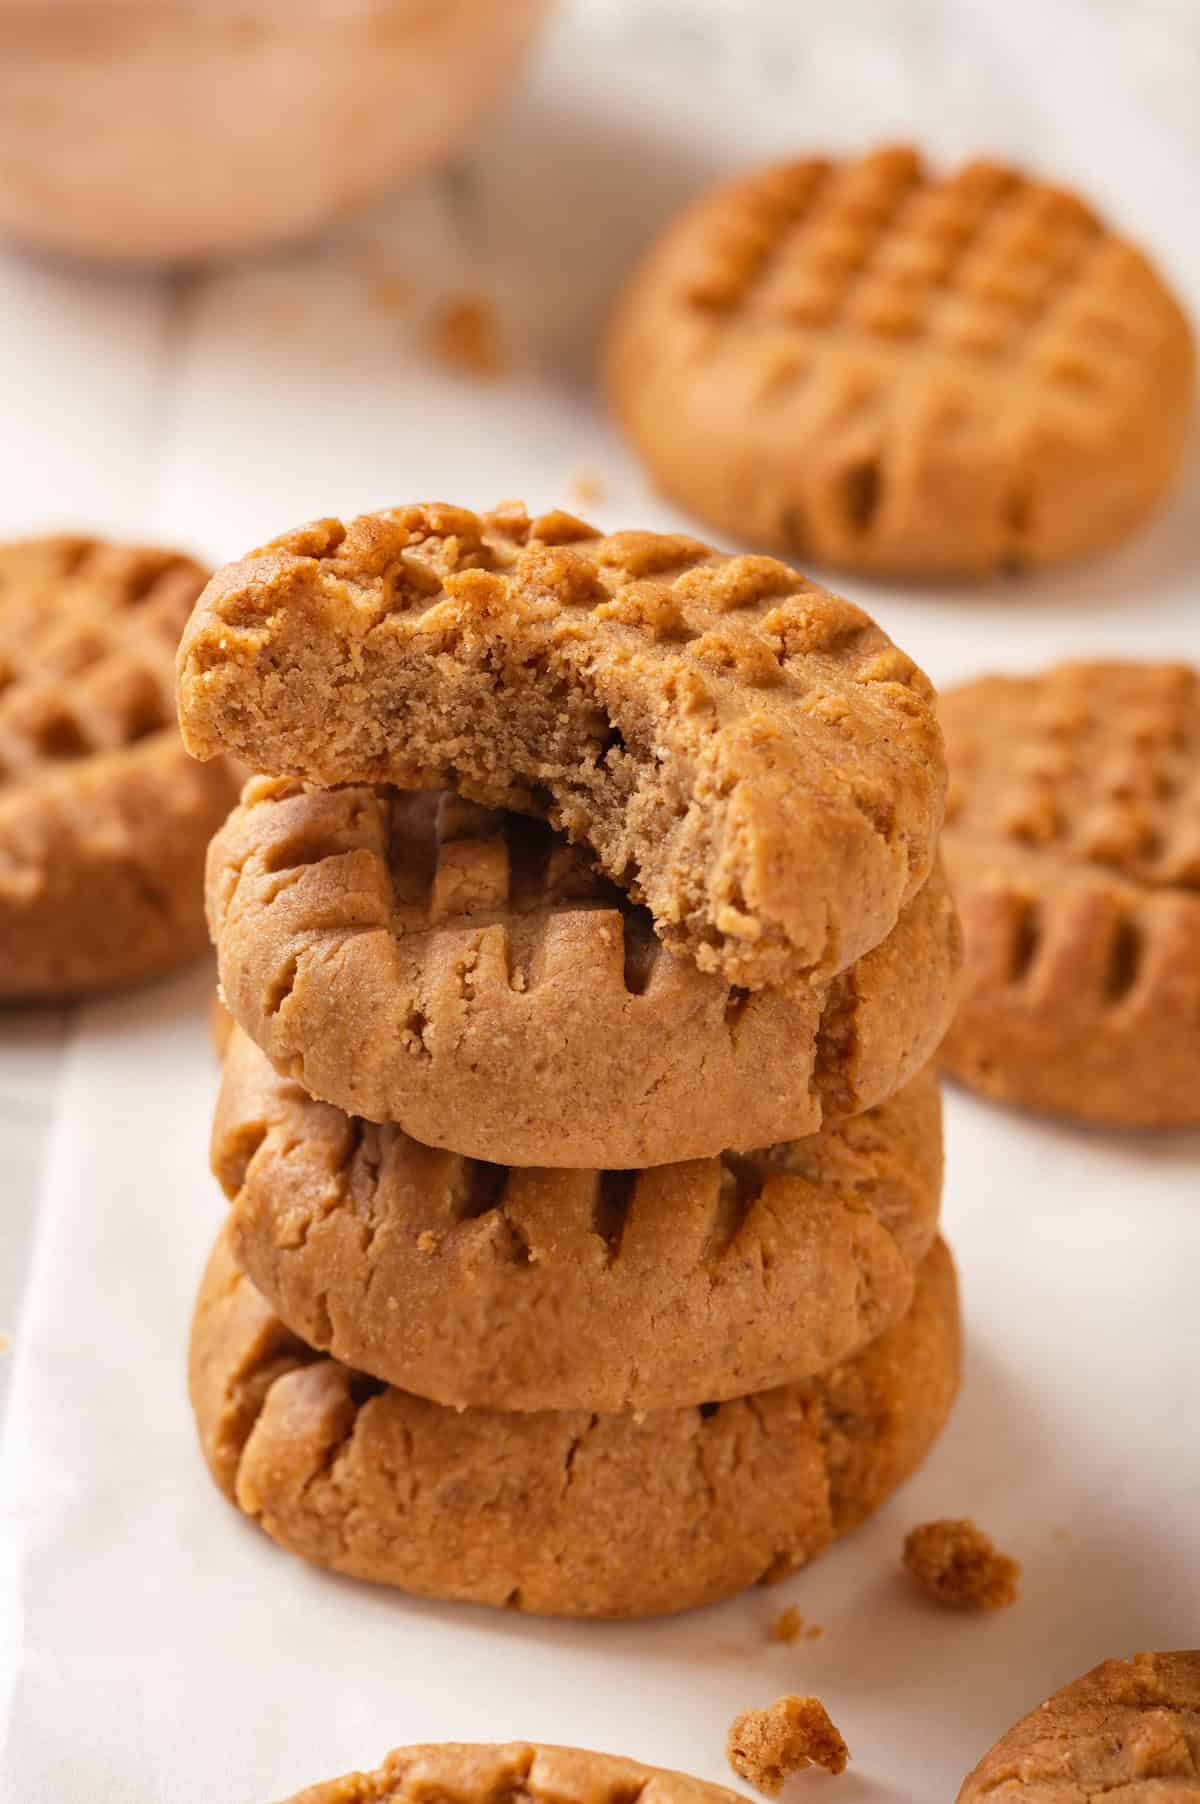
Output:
181,505,945,988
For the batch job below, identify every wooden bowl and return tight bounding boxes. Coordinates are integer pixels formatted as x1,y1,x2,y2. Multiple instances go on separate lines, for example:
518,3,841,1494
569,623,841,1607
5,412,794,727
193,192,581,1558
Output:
0,0,551,264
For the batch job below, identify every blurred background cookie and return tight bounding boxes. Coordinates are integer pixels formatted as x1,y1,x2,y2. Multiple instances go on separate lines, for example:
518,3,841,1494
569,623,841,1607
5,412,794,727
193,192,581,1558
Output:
0,536,240,999
957,1651,1200,1804
939,661,1200,1125
606,145,1195,578
207,779,961,1165
190,1224,960,1619
213,1027,943,1411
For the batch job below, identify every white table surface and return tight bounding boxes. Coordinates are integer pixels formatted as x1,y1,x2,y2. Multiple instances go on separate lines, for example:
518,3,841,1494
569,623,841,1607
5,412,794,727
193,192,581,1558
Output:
1,2,1198,1800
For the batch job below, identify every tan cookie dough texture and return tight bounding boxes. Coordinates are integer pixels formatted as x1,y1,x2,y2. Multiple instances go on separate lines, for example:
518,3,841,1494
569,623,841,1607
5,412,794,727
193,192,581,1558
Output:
606,146,1194,578
0,536,241,999
190,1228,960,1619
177,502,946,993
956,1652,1200,1804
215,1027,943,1412
939,662,1200,1125
207,777,961,1166
279,1741,743,1804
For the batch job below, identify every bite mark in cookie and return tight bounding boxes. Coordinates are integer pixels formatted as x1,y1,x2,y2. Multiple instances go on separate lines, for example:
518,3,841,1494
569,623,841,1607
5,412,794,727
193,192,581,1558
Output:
178,503,945,991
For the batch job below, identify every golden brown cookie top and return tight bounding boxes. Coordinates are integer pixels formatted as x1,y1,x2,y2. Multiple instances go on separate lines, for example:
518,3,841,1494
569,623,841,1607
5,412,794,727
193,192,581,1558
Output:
179,502,945,989
937,662,1200,1124
944,662,1200,892
606,146,1194,574
0,535,208,790
216,1026,944,1411
207,776,960,1165
957,1653,1200,1804
666,147,1111,358
280,1743,742,1804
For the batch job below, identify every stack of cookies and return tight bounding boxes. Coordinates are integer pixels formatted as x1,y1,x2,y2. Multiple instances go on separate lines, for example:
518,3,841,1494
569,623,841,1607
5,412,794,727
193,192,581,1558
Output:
180,501,964,1619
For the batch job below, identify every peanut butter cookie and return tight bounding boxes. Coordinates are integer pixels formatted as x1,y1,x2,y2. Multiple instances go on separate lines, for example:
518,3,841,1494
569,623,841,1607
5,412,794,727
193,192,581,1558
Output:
208,778,960,1165
0,535,241,999
279,1742,741,1804
214,1027,943,1411
177,503,945,991
957,1652,1200,1804
190,1228,960,1618
939,662,1200,1124
606,147,1194,577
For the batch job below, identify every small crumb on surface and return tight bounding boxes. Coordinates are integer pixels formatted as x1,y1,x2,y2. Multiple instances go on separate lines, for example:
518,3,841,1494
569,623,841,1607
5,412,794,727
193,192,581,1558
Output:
903,1518,1020,1611
429,294,508,379
416,1230,439,1255
569,469,606,506
0,1331,10,1354
767,1609,820,1644
727,1696,849,1794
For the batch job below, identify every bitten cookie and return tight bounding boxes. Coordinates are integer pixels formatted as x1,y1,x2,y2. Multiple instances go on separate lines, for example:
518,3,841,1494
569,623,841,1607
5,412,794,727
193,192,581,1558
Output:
279,1742,741,1804
190,1228,960,1619
0,535,240,999
214,1026,943,1411
956,1652,1200,1804
606,146,1195,578
939,661,1200,1125
177,502,945,991
208,778,961,1165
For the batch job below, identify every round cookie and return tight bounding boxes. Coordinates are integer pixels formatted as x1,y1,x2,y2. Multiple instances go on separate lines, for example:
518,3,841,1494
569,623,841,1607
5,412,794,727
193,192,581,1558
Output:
280,1742,741,1804
208,777,961,1165
214,1026,943,1411
177,501,945,991
190,1228,960,1619
0,535,241,1000
939,661,1200,1125
606,145,1195,578
957,1652,1200,1804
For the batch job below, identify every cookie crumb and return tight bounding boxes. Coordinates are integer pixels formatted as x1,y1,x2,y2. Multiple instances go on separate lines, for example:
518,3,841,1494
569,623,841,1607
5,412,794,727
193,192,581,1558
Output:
569,469,606,506
903,1518,1020,1610
0,1331,10,1354
430,295,508,380
767,1608,821,1644
728,1696,849,1793
416,1230,439,1255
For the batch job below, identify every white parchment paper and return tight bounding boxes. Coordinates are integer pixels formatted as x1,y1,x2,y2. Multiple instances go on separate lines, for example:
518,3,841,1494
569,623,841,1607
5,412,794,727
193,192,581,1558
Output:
2,1,1199,1798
